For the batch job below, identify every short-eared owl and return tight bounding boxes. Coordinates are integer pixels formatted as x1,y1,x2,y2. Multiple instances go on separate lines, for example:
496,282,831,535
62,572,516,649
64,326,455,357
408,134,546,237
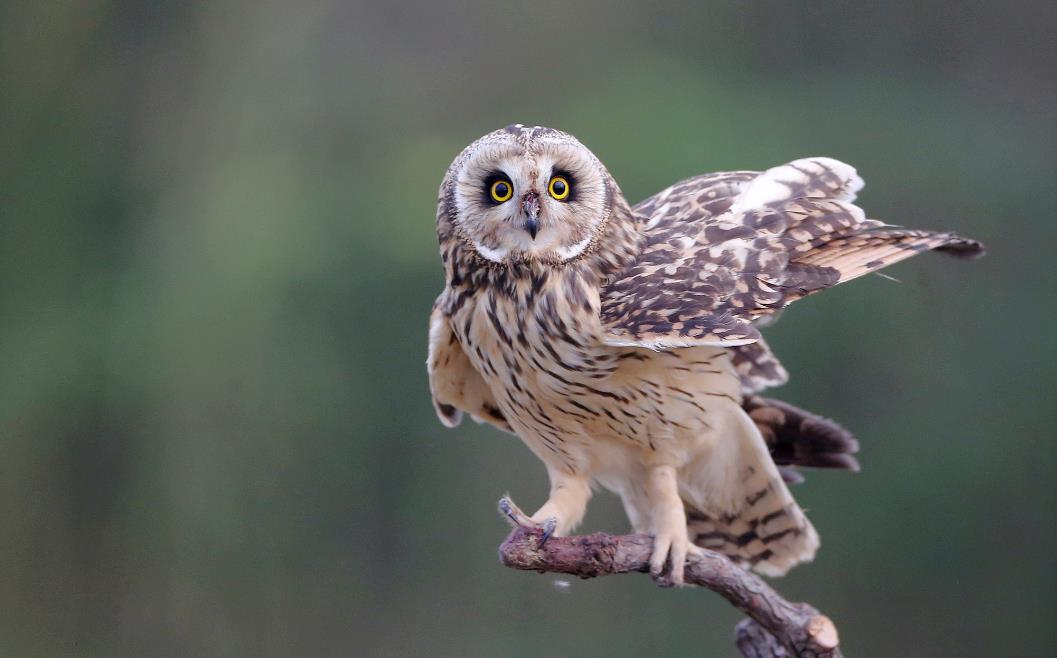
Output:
427,124,982,583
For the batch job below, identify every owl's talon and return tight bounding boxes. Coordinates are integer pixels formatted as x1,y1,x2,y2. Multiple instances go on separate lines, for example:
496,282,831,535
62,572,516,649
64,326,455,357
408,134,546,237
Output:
538,517,558,547
497,496,535,528
498,496,517,526
498,497,561,546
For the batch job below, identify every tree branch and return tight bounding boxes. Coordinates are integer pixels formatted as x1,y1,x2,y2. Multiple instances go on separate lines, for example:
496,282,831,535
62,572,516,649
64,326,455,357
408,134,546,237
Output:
498,525,842,658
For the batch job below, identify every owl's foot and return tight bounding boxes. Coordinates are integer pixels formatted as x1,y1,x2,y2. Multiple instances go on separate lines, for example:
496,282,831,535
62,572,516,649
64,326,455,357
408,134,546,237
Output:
498,496,558,546
649,513,704,586
646,464,701,586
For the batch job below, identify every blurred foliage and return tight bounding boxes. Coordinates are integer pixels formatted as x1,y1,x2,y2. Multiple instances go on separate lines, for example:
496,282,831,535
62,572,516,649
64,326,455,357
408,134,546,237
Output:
2,1,1056,656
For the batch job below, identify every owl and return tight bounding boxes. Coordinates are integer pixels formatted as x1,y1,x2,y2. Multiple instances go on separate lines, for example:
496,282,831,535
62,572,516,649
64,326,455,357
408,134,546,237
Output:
427,124,982,583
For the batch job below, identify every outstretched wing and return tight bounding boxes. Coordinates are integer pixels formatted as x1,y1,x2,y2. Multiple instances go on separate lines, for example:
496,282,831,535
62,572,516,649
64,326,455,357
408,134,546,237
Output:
601,158,983,350
427,299,511,433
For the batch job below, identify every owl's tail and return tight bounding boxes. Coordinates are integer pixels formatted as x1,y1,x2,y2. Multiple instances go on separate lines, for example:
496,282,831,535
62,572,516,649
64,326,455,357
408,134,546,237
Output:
683,400,832,577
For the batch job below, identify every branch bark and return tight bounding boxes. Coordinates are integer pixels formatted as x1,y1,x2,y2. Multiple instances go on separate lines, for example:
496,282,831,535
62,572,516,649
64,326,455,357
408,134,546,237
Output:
498,525,842,658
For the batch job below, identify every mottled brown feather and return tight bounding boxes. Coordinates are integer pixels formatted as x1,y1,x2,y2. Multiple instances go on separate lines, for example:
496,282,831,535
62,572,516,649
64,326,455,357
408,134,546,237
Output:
605,158,984,349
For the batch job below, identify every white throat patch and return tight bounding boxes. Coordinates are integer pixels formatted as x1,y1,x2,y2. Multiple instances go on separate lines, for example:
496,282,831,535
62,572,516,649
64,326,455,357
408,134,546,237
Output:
555,232,594,261
472,241,510,263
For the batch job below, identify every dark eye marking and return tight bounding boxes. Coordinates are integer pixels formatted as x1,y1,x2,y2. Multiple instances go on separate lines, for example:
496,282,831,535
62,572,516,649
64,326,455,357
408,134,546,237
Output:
550,168,577,202
483,171,513,205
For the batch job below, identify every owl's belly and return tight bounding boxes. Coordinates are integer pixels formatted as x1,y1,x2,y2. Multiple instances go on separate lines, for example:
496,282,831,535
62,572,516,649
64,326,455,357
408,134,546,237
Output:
475,328,743,474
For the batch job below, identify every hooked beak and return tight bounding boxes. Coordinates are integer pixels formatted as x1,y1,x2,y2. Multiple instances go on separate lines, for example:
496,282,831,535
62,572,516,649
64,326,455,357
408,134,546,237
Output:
522,192,540,240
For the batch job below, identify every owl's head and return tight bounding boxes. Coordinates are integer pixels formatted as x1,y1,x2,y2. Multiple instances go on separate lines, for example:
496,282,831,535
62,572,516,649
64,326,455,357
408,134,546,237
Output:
439,125,619,265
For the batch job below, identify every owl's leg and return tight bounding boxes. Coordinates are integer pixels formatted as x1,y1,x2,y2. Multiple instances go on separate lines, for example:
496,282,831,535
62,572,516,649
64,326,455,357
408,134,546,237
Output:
498,469,591,545
647,464,701,586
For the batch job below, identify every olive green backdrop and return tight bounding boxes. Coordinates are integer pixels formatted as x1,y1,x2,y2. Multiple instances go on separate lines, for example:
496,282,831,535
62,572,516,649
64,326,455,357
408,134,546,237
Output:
2,1,1055,656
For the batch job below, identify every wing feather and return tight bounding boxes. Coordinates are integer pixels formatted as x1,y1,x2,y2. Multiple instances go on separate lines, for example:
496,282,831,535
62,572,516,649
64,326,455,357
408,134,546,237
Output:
602,158,983,350
729,338,789,394
795,229,982,284
427,299,511,433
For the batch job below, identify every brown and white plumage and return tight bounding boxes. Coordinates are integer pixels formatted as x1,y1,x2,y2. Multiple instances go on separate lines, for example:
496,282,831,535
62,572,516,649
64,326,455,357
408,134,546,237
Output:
603,158,981,349
427,125,981,582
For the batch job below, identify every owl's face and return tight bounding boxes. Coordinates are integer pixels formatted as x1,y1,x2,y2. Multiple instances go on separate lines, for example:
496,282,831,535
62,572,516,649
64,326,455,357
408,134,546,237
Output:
444,125,613,264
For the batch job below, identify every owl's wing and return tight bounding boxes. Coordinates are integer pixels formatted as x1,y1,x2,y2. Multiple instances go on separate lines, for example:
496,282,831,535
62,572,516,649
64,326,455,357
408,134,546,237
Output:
744,395,860,485
634,175,789,390
427,299,512,433
602,157,983,350
729,338,789,393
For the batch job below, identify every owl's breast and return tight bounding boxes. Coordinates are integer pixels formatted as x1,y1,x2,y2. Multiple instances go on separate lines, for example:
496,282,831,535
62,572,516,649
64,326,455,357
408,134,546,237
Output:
452,282,615,401
451,277,743,472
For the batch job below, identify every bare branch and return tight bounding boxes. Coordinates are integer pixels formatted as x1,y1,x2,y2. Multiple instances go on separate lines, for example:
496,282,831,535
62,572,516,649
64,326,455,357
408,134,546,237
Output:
498,525,842,658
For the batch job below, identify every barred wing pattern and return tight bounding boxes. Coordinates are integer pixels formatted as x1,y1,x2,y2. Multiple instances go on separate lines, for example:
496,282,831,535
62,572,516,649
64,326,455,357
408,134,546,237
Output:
602,158,983,351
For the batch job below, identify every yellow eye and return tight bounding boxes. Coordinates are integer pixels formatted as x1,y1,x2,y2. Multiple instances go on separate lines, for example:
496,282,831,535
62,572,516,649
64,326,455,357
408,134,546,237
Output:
490,179,513,203
548,175,570,200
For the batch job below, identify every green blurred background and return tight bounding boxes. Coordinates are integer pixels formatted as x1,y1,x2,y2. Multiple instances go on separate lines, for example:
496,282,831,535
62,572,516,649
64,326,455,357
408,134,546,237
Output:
2,2,1055,656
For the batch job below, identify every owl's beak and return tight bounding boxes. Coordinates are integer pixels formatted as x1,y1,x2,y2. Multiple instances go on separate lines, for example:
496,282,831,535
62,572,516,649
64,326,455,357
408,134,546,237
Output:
522,192,541,240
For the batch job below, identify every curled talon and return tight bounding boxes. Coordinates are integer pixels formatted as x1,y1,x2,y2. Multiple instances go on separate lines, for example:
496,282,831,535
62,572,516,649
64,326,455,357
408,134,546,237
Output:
497,496,567,547
538,517,558,547
497,496,518,526
497,496,536,528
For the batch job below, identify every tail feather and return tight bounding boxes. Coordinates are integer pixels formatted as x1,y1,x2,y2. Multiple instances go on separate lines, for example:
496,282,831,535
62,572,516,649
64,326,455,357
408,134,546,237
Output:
687,483,820,578
685,405,820,577
685,396,862,575
743,395,860,484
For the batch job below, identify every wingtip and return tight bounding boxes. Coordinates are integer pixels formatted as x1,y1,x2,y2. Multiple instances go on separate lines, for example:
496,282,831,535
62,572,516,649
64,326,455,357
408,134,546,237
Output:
940,239,985,259
932,231,985,259
434,402,463,428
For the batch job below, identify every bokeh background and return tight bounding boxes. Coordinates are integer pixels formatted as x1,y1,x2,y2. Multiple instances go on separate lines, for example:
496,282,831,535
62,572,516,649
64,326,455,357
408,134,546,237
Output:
3,1,1056,656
